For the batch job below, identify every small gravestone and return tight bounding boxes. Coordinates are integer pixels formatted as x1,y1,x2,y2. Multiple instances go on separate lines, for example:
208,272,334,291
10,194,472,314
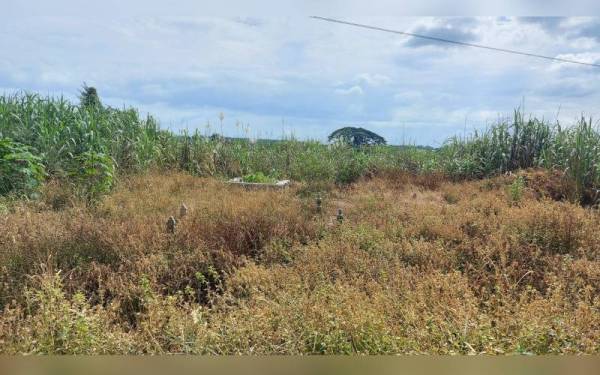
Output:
180,203,188,218
316,195,322,213
228,177,290,190
166,216,176,234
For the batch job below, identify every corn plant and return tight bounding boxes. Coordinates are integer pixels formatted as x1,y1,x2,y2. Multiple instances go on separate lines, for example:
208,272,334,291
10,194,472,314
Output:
0,137,46,197
68,151,115,203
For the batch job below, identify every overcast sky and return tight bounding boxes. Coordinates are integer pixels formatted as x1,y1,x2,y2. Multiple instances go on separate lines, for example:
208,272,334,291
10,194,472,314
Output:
1,11,599,145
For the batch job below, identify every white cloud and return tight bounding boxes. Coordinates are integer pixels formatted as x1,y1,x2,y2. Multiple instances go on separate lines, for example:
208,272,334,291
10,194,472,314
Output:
0,15,599,145
552,52,600,69
356,73,392,86
335,85,364,95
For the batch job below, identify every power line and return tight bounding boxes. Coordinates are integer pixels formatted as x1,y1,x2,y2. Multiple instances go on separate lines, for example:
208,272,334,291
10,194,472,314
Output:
310,16,600,68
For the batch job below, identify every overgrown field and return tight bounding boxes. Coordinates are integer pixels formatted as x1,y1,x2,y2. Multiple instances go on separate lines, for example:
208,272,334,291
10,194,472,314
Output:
1,92,599,354
2,92,600,204
0,170,599,354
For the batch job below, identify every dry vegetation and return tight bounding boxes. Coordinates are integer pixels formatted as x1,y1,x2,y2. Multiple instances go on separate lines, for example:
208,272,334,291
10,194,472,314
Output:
1,170,598,354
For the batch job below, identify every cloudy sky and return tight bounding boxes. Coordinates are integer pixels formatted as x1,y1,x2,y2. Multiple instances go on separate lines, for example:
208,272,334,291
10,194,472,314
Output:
1,11,599,145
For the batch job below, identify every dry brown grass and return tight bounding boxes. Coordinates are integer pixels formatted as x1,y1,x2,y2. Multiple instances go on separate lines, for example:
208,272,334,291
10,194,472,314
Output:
0,170,599,354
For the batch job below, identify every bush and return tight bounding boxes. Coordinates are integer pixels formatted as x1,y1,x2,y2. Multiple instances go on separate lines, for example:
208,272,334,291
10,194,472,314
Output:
68,151,115,202
242,171,276,183
335,149,368,184
0,137,46,197
507,176,525,205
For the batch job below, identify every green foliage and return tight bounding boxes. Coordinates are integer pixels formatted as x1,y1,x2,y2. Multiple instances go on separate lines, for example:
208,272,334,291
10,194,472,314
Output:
68,151,115,202
0,91,439,189
334,145,369,184
0,137,46,197
328,127,387,147
4,91,600,205
440,111,552,179
440,111,600,204
0,92,163,175
541,117,600,204
79,84,101,108
507,175,525,205
242,171,276,183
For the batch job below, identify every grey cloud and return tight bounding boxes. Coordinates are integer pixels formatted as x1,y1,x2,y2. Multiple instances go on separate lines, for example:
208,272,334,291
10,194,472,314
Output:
234,17,264,27
574,20,600,41
404,20,478,48
519,17,600,43
518,17,565,32
534,78,597,98
1,15,600,146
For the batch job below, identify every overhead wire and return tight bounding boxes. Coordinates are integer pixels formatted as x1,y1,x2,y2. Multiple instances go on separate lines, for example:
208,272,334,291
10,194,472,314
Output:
310,16,600,68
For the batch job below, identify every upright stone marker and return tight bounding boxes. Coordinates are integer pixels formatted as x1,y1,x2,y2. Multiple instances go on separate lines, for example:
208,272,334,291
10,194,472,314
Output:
166,216,176,234
180,203,188,218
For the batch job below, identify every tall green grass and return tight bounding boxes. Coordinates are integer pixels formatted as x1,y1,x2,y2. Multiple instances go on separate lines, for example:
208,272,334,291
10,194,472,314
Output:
441,110,552,178
170,133,435,185
2,92,600,204
0,92,164,175
441,111,600,203
542,117,600,203
0,93,434,193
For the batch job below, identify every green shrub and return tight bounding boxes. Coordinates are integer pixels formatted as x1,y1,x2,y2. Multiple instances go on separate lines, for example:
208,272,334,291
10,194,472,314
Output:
507,176,526,205
242,171,276,183
68,151,115,202
335,150,368,184
290,147,336,183
0,137,46,197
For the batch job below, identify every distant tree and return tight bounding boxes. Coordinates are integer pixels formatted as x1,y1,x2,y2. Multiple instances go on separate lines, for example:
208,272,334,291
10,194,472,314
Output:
79,83,101,108
328,127,386,147
209,133,225,142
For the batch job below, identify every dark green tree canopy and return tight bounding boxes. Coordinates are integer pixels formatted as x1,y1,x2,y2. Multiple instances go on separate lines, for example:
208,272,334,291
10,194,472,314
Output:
328,127,386,147
209,133,225,142
79,83,101,108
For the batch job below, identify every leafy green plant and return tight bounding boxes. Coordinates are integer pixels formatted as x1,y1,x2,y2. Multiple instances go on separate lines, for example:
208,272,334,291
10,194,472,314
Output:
5,90,600,206
507,175,526,205
542,117,600,204
79,83,102,109
335,148,368,184
0,137,46,197
68,151,115,202
440,110,552,179
0,92,162,176
242,171,276,183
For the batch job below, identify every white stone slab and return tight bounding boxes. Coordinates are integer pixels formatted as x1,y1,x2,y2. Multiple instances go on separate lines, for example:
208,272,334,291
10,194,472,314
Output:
227,178,291,189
